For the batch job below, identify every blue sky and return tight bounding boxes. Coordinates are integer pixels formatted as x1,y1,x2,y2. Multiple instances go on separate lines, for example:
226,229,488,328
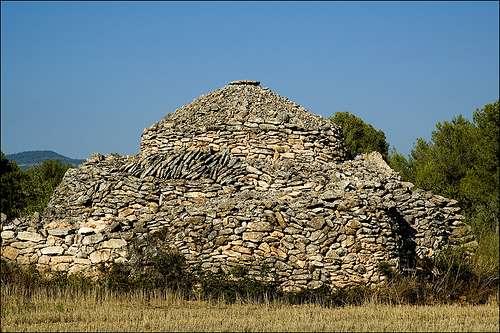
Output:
1,1,498,159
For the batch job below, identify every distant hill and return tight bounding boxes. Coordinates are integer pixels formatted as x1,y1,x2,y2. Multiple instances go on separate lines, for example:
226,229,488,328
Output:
6,151,85,169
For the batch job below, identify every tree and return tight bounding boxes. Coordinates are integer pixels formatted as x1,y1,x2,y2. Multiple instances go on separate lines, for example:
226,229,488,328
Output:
388,148,413,182
0,152,27,218
330,112,389,160
22,160,72,215
391,101,499,232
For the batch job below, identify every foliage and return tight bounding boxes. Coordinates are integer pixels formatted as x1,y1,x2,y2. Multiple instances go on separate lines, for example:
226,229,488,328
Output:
330,111,389,160
0,152,71,219
199,268,281,303
387,148,413,182
376,247,498,305
0,152,27,218
21,160,72,215
389,101,499,233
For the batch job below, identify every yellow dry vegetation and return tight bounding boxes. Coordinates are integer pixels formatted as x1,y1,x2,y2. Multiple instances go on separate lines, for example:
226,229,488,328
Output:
1,286,498,332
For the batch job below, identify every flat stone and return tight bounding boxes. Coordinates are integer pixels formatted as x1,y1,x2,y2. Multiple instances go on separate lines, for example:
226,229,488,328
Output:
74,258,92,265
101,239,127,249
275,212,286,228
53,263,70,271
47,228,73,237
2,246,19,260
82,233,104,245
308,216,325,230
242,232,264,242
185,192,206,198
89,249,111,264
258,242,271,253
309,230,324,242
246,165,262,175
78,227,96,235
41,246,65,256
17,231,44,243
50,256,74,264
307,280,324,289
231,245,252,254
10,241,36,249
118,208,135,218
1,231,15,239
247,221,273,232
228,80,260,86
38,255,50,265
346,219,361,230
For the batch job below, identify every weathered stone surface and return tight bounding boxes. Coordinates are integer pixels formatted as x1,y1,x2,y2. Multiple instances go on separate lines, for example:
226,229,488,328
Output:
10,242,36,249
275,212,287,228
41,246,65,256
1,231,15,239
17,232,44,243
78,227,95,235
309,216,325,230
242,232,264,242
2,246,19,260
50,256,74,264
82,233,104,245
247,221,273,232
0,80,475,293
47,228,73,237
101,239,127,249
89,250,111,264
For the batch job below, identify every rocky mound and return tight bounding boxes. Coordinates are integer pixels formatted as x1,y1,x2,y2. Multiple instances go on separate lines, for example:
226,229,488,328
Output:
0,80,476,292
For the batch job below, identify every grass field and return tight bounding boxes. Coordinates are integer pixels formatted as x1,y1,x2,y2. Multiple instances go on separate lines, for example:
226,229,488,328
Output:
1,286,498,332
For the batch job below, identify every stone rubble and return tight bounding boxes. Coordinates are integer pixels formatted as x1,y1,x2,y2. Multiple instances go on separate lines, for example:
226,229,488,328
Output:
0,80,476,292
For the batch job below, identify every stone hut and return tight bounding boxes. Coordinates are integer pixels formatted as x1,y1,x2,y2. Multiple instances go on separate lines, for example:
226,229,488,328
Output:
0,80,476,292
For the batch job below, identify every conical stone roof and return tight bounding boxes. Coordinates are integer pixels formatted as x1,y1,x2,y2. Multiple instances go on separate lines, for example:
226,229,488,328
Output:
140,80,346,165
155,80,330,132
0,81,476,292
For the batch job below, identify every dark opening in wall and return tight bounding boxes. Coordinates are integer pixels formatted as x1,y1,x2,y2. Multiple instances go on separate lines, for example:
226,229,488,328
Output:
387,207,417,272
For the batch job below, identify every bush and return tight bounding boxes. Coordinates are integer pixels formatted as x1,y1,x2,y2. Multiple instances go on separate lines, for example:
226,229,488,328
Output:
0,153,27,219
374,248,498,305
330,111,389,160
1,247,497,306
199,268,281,303
0,153,72,219
21,160,72,215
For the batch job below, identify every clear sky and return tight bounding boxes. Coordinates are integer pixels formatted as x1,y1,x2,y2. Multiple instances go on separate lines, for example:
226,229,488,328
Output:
1,1,498,159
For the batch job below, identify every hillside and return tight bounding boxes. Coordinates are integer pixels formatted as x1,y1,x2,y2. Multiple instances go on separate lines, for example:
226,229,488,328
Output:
6,151,84,169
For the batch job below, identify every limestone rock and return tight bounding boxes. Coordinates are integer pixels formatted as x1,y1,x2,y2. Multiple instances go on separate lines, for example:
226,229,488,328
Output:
1,231,15,239
41,246,65,256
2,246,19,260
0,80,476,293
17,232,44,243
89,250,111,264
101,239,127,249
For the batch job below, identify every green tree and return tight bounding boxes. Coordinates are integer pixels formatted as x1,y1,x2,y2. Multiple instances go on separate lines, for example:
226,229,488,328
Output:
330,112,389,160
0,152,27,219
22,160,71,215
392,101,499,232
388,148,414,182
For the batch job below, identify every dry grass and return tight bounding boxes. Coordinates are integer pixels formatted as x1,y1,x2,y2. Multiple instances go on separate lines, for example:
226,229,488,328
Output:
1,286,498,332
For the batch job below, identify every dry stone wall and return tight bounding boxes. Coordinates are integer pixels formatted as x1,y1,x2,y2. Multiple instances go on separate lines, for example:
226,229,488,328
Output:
1,80,476,292
140,82,346,164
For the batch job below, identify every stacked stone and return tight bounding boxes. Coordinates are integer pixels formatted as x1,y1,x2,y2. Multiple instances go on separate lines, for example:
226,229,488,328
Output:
140,81,346,164
0,80,476,292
